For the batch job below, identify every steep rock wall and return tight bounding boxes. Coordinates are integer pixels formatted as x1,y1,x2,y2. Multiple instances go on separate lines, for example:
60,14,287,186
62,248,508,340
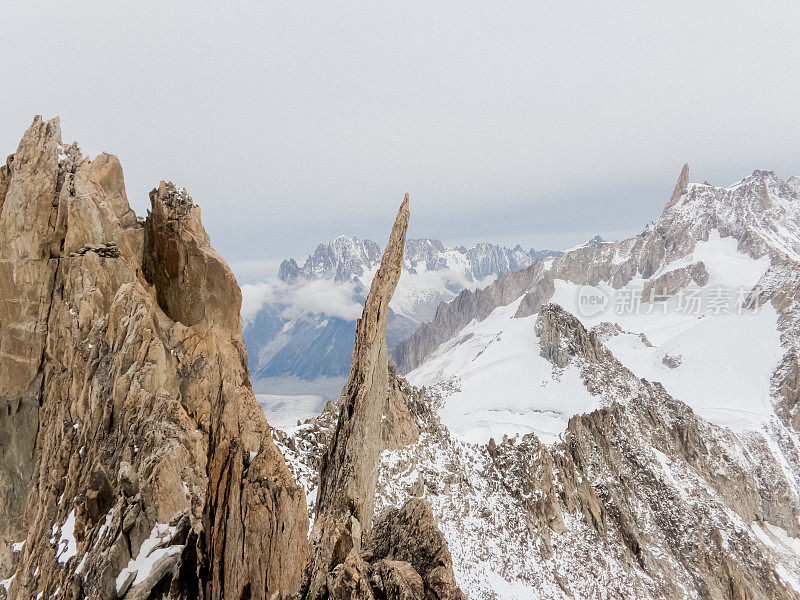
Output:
0,117,308,600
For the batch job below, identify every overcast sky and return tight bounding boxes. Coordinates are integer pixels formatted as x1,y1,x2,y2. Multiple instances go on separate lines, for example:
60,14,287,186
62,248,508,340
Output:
3,1,799,282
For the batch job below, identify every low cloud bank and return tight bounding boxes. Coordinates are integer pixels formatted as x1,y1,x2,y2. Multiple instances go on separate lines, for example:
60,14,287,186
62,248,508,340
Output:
241,277,365,322
242,265,503,325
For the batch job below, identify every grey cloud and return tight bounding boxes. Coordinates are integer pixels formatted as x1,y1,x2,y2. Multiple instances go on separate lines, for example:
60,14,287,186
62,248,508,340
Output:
2,1,799,276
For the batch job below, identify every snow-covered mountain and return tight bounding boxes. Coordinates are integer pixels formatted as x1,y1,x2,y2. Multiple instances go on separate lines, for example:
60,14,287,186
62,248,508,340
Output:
241,237,558,389
396,167,800,442
274,167,800,599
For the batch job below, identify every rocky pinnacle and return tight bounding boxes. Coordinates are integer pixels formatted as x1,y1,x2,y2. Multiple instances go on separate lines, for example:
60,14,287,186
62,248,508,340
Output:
306,194,410,597
665,163,690,209
0,117,309,600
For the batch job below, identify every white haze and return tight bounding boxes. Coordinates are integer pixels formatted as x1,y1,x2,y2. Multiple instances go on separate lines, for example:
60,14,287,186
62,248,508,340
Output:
242,259,500,325
2,1,800,277
241,278,365,323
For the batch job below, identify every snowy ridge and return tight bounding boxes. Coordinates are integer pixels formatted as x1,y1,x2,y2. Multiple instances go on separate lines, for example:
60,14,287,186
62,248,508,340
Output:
670,171,800,263
408,231,786,442
401,168,800,439
264,167,800,599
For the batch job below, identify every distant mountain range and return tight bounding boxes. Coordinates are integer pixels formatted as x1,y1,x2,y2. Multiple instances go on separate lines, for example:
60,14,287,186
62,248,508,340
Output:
241,237,560,388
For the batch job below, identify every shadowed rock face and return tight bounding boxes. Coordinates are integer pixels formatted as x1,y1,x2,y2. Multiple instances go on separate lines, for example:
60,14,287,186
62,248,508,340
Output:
0,116,63,570
0,117,308,600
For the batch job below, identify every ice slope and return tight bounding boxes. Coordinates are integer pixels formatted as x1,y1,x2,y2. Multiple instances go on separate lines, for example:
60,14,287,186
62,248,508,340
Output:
407,298,599,444
409,231,785,442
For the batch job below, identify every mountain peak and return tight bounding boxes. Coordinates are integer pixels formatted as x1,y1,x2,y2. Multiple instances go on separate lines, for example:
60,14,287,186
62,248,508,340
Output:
585,235,604,246
743,169,779,185
278,257,301,281
665,163,690,210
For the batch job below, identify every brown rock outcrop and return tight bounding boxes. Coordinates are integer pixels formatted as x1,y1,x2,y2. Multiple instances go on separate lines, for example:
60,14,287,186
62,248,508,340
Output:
535,303,607,368
143,182,242,332
0,154,11,213
0,117,308,600
383,365,420,450
665,163,690,210
306,195,410,596
305,195,464,600
321,499,466,600
364,499,465,600
640,261,708,302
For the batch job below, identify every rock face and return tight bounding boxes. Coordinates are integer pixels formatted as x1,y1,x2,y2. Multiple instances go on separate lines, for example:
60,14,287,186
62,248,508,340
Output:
745,262,800,430
0,117,62,573
304,195,464,600
640,260,708,302
534,303,606,368
0,117,308,600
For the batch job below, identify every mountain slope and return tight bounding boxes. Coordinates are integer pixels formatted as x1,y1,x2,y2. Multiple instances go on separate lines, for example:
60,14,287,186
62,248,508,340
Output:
397,168,800,440
273,166,800,599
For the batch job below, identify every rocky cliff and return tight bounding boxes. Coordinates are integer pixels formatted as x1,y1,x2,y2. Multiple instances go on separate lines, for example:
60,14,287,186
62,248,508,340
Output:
0,117,308,600
304,196,464,600
0,118,463,600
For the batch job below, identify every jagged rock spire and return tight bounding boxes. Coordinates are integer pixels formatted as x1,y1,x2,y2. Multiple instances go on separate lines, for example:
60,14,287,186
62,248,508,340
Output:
306,194,410,598
666,163,690,209
143,180,242,332
0,117,309,600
